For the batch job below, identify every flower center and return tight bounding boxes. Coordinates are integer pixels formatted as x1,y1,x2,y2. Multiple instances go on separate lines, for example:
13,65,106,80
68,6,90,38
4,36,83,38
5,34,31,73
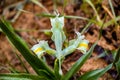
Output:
34,47,43,54
78,43,88,49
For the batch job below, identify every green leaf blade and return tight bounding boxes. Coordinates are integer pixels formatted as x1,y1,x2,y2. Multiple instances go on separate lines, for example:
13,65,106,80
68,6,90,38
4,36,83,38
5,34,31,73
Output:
78,64,113,80
0,19,55,79
0,73,46,80
62,42,97,80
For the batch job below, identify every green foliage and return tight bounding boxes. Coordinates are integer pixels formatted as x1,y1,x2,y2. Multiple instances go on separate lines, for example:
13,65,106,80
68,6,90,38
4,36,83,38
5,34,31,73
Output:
30,0,49,13
115,59,120,75
0,15,113,80
0,19,55,80
1,0,120,79
80,0,120,28
78,64,113,80
112,48,120,76
0,73,46,80
62,42,96,80
54,59,62,79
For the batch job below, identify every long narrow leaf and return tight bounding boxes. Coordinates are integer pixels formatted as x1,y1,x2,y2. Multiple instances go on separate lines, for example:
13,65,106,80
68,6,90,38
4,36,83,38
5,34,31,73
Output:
15,51,30,73
104,16,120,28
36,13,89,20
114,48,120,74
0,73,45,80
78,64,113,80
0,19,55,79
62,42,97,80
115,59,120,75
38,69,55,80
7,38,30,73
39,70,55,80
30,0,49,14
54,59,61,79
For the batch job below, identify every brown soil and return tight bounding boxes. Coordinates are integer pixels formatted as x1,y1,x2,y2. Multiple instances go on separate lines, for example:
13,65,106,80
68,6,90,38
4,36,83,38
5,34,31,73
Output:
0,0,120,80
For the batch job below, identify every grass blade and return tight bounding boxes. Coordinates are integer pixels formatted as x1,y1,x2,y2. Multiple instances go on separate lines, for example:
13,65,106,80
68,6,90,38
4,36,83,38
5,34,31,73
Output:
54,59,62,79
30,0,49,14
15,52,30,73
115,59,120,75
62,42,97,80
38,69,54,80
0,73,46,80
113,48,120,75
78,64,113,80
36,13,89,20
104,16,120,28
0,19,55,78
108,0,116,18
